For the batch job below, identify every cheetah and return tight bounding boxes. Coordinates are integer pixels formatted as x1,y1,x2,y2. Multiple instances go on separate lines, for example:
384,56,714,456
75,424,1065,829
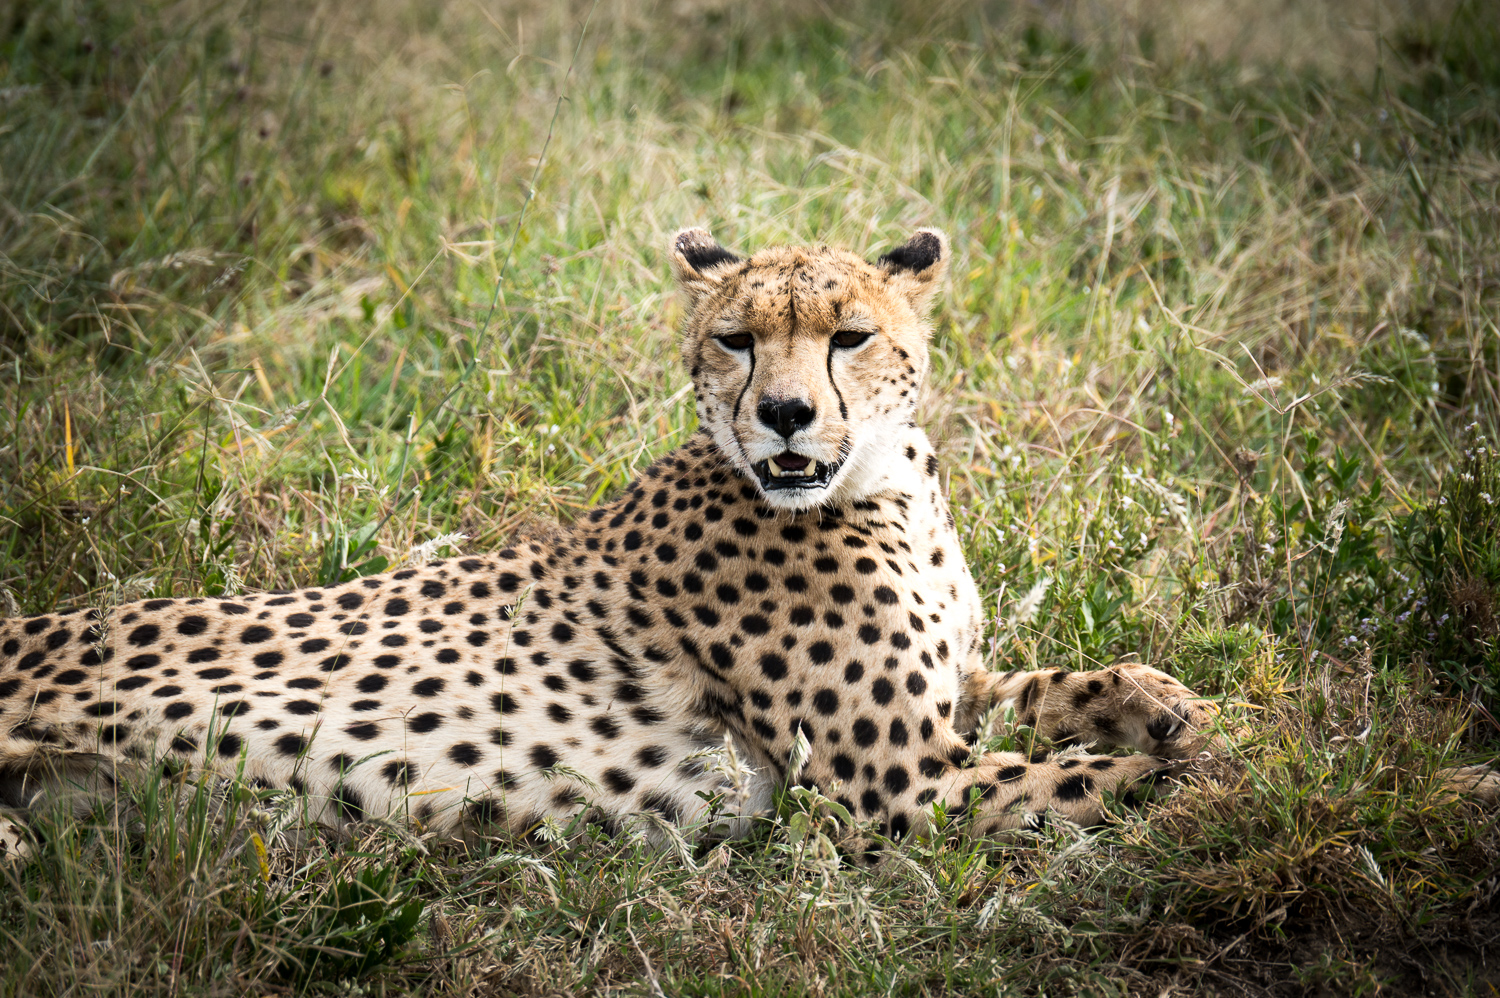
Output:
0,227,1384,858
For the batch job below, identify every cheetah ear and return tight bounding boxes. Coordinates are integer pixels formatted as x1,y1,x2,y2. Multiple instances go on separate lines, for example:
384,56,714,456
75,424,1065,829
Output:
670,228,741,308
873,228,948,312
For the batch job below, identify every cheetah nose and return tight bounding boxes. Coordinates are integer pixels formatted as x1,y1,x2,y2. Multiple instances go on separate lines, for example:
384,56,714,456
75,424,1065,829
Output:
757,397,816,439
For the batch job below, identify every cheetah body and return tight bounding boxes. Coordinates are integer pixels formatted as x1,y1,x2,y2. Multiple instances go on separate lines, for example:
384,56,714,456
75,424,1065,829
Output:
0,229,1219,848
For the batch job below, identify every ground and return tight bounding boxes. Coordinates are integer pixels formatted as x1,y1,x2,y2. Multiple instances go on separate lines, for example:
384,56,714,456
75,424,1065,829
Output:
1,0,1499,995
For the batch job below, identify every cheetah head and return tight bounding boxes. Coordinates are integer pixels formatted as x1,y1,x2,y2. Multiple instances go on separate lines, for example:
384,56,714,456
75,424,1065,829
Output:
671,227,948,510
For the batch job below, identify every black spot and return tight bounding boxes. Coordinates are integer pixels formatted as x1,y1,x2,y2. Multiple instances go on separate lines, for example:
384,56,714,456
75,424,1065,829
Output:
547,703,572,724
379,760,412,786
385,598,410,616
163,701,194,720
220,701,252,718
603,768,637,794
918,756,948,778
127,624,160,646
812,688,839,715
336,592,364,610
590,716,621,739
449,742,482,766
240,625,273,644
357,674,388,693
871,678,895,705
345,722,381,740
275,733,308,757
254,651,285,669
889,719,909,746
529,744,559,769
492,692,519,713
214,733,244,758
883,766,910,795
333,785,365,821
759,653,788,681
413,677,445,697
410,712,442,733
1056,774,1092,802
177,616,209,635
852,718,879,746
285,700,320,715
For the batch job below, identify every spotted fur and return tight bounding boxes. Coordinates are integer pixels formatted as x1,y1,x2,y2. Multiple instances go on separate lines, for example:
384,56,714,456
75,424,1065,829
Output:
0,229,1262,854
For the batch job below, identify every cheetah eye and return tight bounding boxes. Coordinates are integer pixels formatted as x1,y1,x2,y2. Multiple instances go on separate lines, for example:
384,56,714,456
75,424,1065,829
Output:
715,332,754,352
830,330,873,349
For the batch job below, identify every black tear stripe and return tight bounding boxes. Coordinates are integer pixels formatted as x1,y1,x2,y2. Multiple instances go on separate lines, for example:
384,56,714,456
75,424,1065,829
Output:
731,347,756,426
826,348,849,420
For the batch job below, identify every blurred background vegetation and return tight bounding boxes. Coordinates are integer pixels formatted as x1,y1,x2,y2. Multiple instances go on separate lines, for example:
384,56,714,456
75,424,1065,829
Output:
2,0,1499,994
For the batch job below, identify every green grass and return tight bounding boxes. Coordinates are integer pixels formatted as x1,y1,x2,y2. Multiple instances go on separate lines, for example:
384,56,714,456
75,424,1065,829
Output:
3,0,1500,993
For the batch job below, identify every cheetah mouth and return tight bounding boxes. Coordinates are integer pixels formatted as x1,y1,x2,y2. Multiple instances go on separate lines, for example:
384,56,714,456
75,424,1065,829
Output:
753,452,839,491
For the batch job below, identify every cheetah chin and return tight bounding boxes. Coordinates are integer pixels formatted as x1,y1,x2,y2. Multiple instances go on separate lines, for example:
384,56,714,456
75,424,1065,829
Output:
4,225,1492,864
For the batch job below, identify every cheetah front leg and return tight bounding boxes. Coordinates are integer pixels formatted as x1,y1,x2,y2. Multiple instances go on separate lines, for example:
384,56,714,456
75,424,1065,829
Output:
959,661,1222,760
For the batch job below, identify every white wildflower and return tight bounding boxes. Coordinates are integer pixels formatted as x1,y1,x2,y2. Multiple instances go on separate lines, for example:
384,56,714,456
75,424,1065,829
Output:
1243,376,1283,396
1007,576,1051,631
405,532,469,566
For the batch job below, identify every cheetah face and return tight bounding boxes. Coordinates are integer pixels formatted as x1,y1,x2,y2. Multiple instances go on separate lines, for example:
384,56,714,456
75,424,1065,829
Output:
671,227,948,510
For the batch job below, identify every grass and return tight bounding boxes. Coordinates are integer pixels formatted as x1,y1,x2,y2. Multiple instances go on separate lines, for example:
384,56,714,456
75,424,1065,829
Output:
2,0,1500,992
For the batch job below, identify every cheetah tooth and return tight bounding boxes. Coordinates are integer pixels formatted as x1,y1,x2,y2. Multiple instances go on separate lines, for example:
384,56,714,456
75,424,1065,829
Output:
768,460,817,478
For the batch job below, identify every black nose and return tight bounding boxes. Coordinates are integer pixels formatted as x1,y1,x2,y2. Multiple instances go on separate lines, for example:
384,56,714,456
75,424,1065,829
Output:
757,397,816,439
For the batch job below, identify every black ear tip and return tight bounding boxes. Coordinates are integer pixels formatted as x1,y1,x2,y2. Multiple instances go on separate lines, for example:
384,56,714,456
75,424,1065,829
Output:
877,230,944,274
674,228,741,272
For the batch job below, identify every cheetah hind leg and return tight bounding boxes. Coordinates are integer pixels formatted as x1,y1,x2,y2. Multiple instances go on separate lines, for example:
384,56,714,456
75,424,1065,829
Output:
965,661,1225,759
934,749,1184,839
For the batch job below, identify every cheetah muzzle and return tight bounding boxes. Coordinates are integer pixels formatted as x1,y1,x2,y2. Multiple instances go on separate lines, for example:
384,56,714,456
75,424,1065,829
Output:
5,226,1483,863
